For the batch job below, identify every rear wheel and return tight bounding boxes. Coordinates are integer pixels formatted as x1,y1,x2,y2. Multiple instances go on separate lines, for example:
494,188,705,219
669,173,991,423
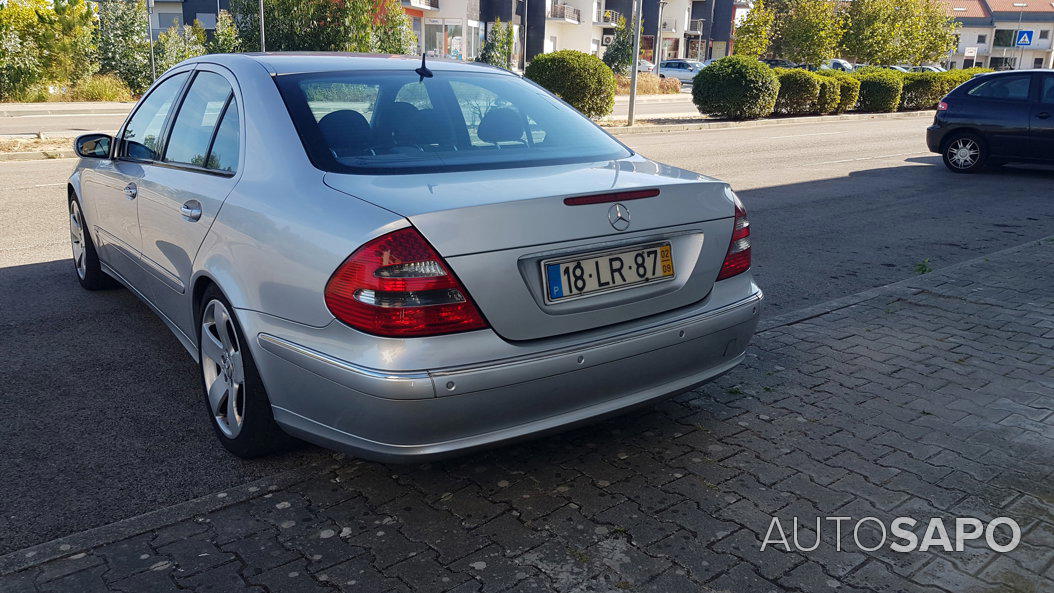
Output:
69,195,117,290
942,132,987,173
198,287,295,458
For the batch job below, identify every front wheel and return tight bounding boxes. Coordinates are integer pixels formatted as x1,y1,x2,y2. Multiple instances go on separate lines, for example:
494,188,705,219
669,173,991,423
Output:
942,133,987,173
69,196,117,290
198,287,295,458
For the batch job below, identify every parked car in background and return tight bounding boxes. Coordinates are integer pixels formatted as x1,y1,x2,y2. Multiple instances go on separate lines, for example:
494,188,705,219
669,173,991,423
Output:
825,59,855,72
658,59,706,83
761,58,797,69
927,69,1054,173
882,65,911,72
912,65,947,73
638,59,655,73
68,53,763,460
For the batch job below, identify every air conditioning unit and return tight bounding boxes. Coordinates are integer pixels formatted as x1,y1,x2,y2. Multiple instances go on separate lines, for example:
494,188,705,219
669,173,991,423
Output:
602,34,614,46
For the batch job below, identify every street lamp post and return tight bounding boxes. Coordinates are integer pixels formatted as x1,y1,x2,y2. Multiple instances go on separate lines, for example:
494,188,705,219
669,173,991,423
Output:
1014,3,1027,70
145,0,156,80
627,0,643,126
259,0,266,51
654,0,667,65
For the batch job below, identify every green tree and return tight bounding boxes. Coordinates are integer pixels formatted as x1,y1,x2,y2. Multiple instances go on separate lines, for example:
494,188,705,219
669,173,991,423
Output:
229,0,375,52
155,20,206,73
602,15,634,75
477,18,514,69
208,9,242,53
840,0,901,65
372,0,418,54
96,0,152,93
0,27,42,100
900,0,959,66
733,0,774,59
47,0,98,85
778,0,843,68
0,0,97,97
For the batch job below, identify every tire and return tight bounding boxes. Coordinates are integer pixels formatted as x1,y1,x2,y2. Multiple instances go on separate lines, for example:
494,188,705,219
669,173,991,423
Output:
659,74,665,78
68,194,118,290
198,286,296,458
942,132,987,174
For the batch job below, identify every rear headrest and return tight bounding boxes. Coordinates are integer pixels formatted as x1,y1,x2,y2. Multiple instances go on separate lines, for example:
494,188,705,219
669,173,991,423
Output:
394,109,456,148
477,108,525,144
317,109,371,156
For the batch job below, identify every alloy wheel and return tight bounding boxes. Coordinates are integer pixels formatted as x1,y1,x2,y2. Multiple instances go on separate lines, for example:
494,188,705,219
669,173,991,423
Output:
200,299,246,438
69,200,86,280
947,138,979,169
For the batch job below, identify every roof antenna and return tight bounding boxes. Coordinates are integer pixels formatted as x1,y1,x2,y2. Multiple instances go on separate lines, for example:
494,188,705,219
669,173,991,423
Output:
415,53,433,82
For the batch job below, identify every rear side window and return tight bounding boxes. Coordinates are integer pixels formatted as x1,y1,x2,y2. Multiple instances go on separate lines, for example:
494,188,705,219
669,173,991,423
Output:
164,72,234,166
206,98,240,172
120,72,189,160
967,75,1031,101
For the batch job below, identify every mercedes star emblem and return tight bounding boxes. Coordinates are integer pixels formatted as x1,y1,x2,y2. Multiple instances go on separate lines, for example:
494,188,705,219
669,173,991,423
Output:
608,203,631,231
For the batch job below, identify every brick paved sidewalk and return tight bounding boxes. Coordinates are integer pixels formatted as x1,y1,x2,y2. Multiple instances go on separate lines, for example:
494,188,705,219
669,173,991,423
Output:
3,239,1052,593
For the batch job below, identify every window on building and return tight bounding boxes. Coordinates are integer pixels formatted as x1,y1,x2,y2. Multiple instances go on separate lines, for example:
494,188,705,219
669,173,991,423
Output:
993,30,1016,47
976,34,987,44
1035,57,1046,69
195,12,217,29
1040,30,1050,40
988,56,1017,70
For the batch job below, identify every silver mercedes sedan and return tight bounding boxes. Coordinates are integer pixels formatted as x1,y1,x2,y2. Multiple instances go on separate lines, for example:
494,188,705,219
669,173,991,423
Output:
68,53,761,460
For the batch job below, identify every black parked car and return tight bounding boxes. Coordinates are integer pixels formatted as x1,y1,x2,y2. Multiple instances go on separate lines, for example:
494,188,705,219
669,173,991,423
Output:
927,69,1054,173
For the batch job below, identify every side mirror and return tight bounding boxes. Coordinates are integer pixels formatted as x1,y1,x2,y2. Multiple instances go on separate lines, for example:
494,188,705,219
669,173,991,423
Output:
75,134,112,159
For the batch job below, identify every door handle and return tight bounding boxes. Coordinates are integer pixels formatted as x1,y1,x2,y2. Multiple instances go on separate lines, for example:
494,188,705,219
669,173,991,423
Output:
180,200,202,222
123,183,137,200
1038,112,1051,120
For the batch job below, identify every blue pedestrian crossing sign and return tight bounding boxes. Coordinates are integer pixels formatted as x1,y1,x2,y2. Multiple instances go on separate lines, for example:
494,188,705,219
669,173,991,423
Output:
1016,30,1034,47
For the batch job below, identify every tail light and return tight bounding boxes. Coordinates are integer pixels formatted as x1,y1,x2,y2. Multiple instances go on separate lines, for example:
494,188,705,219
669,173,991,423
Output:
324,227,488,337
716,195,751,281
937,101,949,111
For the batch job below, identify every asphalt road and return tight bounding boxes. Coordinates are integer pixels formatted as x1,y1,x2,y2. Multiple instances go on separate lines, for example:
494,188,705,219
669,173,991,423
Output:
2,116,1053,554
0,112,128,137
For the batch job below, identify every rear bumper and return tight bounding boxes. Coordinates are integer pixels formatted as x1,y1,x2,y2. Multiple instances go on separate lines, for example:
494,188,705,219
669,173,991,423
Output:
251,288,762,461
926,124,946,153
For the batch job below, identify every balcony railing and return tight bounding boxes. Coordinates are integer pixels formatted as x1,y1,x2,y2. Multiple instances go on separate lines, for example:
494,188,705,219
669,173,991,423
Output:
548,3,582,23
687,19,705,34
596,9,620,25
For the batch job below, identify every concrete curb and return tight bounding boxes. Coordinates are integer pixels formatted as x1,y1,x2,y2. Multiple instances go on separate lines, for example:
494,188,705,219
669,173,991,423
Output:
613,93,693,104
607,110,935,136
0,464,324,576
0,149,76,162
0,224,1046,577
0,107,132,117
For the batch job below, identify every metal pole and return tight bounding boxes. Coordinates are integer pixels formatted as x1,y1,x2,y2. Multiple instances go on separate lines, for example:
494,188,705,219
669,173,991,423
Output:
627,0,642,126
654,1,664,64
146,0,156,80
522,0,528,69
1017,8,1025,69
258,0,266,51
704,0,715,60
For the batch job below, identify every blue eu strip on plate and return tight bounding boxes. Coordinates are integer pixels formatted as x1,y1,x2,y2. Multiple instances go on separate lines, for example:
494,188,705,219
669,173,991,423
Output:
546,264,563,300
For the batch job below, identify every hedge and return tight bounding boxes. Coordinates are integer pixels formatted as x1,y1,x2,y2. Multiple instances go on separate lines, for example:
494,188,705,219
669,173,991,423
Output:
817,70,860,113
900,71,947,111
815,76,840,114
855,70,903,113
774,68,821,115
692,55,779,120
525,50,616,118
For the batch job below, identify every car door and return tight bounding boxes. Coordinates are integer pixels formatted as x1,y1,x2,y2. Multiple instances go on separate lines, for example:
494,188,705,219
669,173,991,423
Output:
134,67,243,337
1030,74,1054,159
961,73,1034,158
81,71,190,283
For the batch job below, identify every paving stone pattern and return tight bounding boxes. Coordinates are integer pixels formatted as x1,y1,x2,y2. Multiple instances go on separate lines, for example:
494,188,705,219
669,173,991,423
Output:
2,240,1052,593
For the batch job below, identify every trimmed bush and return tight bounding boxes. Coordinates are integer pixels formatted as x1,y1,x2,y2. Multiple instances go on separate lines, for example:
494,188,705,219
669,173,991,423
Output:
525,50,615,118
692,55,779,120
900,72,946,110
774,68,821,115
817,70,861,113
855,70,903,113
815,76,840,114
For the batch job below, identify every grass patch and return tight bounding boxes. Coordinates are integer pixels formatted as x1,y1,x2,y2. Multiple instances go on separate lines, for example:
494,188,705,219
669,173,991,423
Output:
0,137,72,154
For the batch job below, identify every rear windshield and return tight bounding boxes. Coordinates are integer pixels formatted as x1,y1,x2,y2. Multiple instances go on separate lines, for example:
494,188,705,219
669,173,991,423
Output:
275,69,631,174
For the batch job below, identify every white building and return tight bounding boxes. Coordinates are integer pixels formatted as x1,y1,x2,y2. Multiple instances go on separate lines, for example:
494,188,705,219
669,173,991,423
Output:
943,0,1054,70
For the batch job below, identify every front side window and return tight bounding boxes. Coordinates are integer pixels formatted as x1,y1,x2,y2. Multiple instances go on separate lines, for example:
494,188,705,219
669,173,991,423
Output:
1041,76,1054,104
967,75,1031,101
120,72,189,160
276,70,631,174
164,72,233,166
